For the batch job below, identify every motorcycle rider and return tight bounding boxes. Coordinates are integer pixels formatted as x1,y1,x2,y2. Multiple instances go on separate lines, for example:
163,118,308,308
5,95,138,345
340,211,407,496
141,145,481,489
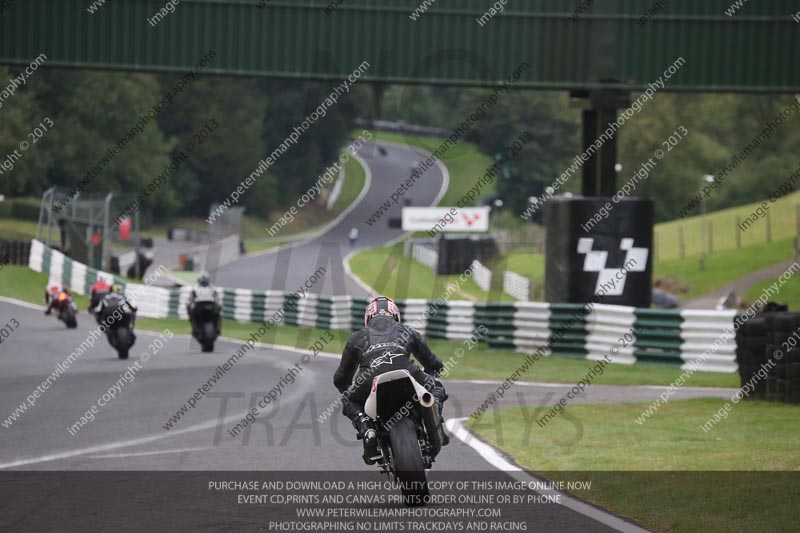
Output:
44,278,67,316
186,272,218,336
96,284,137,330
89,278,112,312
348,227,359,247
333,296,449,464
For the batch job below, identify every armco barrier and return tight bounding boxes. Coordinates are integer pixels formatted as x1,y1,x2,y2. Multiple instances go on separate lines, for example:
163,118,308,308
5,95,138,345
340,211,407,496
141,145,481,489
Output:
27,239,737,372
28,239,179,319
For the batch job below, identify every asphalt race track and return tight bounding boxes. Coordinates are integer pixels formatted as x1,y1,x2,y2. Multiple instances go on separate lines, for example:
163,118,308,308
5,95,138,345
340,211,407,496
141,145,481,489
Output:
0,300,736,531
215,141,447,296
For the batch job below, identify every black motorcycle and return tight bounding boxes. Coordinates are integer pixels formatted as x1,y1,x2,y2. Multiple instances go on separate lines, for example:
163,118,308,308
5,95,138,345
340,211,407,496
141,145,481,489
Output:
99,300,136,360
364,369,445,507
190,300,221,352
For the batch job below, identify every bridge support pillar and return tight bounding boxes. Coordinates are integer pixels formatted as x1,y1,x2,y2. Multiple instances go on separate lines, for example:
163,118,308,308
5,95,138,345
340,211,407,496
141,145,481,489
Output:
571,89,630,197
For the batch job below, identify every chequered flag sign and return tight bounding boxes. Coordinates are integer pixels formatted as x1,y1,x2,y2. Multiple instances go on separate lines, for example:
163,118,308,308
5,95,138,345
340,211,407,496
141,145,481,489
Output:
577,237,648,296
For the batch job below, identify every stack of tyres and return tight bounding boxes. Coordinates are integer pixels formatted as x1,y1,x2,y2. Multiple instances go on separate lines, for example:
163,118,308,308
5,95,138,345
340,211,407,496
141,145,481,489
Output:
738,311,800,404
774,312,800,404
736,316,768,400
789,341,800,404
766,343,785,403
764,313,782,403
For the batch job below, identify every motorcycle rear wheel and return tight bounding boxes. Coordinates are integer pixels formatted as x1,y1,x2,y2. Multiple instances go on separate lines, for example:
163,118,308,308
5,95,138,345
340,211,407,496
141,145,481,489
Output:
116,328,131,360
388,416,429,507
201,321,215,352
63,307,78,329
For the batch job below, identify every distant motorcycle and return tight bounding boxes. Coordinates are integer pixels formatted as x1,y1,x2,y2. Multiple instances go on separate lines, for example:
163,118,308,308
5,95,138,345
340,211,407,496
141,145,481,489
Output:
97,295,137,360
52,291,78,329
364,369,445,507
190,300,221,352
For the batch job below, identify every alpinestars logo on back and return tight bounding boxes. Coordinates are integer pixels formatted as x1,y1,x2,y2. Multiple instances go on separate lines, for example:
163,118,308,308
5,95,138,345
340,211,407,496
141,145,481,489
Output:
370,350,405,369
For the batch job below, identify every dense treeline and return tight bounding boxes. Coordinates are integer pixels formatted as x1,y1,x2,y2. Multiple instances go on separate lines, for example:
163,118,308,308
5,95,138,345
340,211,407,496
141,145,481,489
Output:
2,65,797,225
382,85,800,221
0,66,368,221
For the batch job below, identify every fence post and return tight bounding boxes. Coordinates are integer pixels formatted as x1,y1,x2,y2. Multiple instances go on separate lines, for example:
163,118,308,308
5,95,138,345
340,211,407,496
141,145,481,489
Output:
678,227,685,259
766,209,772,243
653,233,658,263
708,221,713,253
796,203,799,239
736,217,742,248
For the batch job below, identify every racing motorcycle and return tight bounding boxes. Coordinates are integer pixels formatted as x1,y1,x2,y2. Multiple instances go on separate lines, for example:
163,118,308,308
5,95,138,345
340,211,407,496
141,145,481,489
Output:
99,299,136,360
190,300,221,352
52,291,78,329
364,369,445,507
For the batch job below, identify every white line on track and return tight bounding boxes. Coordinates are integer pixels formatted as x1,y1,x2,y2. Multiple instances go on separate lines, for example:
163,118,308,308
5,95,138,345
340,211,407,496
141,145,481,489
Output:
200,332,339,360
0,296,45,311
446,418,650,533
86,447,209,459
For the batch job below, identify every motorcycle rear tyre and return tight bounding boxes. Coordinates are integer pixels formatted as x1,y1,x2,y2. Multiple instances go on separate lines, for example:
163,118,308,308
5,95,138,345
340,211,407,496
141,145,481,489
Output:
116,328,131,360
389,417,429,507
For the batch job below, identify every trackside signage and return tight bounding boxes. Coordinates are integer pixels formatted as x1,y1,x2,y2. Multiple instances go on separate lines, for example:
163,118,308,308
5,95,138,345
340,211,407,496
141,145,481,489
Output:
402,206,490,233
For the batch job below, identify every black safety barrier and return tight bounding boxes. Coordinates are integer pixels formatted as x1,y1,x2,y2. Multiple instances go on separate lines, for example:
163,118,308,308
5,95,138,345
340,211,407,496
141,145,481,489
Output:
544,196,653,307
436,235,497,275
0,239,32,267
736,307,800,404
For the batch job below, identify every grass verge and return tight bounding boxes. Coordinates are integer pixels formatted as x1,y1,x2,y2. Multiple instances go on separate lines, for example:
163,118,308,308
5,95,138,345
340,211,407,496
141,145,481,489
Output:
348,242,490,301
746,264,800,309
0,218,51,243
0,265,90,309
469,399,800,532
349,238,546,303
655,190,800,261
654,237,796,300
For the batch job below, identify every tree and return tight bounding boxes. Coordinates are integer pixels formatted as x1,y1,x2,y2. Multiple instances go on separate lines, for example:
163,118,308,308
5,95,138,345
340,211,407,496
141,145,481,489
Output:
33,70,176,207
464,90,581,214
157,75,268,218
0,66,46,196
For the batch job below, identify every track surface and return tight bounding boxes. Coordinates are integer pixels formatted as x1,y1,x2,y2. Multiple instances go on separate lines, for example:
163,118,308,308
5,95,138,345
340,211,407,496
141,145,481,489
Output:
215,141,446,296
0,301,736,530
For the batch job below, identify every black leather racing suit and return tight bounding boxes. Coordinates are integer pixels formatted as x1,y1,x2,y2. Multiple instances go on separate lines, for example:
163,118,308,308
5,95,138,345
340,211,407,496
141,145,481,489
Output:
334,316,447,424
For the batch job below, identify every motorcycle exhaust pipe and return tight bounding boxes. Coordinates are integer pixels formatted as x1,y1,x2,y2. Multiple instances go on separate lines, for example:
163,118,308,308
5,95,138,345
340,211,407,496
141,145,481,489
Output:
411,379,442,457
419,392,434,408
418,394,442,458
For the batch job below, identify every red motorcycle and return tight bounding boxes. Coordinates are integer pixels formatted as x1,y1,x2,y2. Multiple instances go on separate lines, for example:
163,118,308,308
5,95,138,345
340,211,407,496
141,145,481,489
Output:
52,290,78,329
